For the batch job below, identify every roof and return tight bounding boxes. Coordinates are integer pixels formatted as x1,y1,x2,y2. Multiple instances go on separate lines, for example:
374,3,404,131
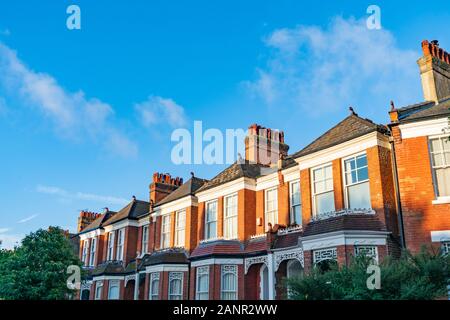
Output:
291,114,388,159
91,261,130,276
302,214,387,237
103,199,150,226
79,210,117,234
196,161,264,193
140,249,189,267
394,97,450,123
155,177,207,206
190,240,244,259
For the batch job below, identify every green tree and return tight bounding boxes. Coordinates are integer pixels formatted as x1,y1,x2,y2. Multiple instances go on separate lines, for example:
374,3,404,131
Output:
0,227,82,300
286,247,449,300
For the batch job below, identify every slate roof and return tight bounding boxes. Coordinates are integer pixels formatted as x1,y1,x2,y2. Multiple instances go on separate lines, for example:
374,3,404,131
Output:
155,177,208,207
190,240,244,259
103,199,150,226
291,114,389,159
394,97,450,123
79,210,117,234
140,248,189,267
91,261,130,276
196,161,265,193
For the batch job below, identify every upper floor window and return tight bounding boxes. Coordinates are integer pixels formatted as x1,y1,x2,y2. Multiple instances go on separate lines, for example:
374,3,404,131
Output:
205,200,218,240
82,240,89,265
224,194,238,239
116,228,125,261
290,180,302,225
344,153,371,209
149,272,160,300
221,265,238,300
196,266,210,300
442,241,450,256
142,225,149,254
161,215,171,249
168,272,183,300
429,136,450,197
89,238,97,266
175,210,186,247
107,231,115,261
312,164,335,216
265,188,278,227
108,280,120,300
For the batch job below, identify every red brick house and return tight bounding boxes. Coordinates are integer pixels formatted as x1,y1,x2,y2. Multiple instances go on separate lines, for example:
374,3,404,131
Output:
76,40,450,300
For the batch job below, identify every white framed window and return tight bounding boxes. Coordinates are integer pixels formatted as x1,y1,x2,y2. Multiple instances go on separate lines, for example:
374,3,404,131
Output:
149,272,160,300
265,188,278,227
196,266,209,300
344,153,371,210
429,136,450,197
116,228,125,261
107,231,115,261
168,272,183,300
354,245,378,263
221,265,238,300
82,240,89,265
205,200,218,240
290,180,302,225
89,238,97,266
442,241,450,256
142,225,149,254
108,280,120,300
224,194,238,239
95,281,103,300
161,215,171,249
175,210,186,247
312,164,335,216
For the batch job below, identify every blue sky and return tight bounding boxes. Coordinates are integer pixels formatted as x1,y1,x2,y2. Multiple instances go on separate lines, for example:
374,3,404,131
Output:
0,0,449,249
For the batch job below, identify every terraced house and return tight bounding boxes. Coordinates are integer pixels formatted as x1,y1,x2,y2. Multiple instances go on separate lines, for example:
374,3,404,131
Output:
76,40,450,300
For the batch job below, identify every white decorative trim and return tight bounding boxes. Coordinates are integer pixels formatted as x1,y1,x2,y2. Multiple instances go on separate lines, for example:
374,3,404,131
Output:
282,166,300,183
79,229,104,241
152,195,198,217
250,233,266,239
432,196,450,205
244,255,268,274
104,219,139,232
295,131,390,170
92,275,124,281
191,258,243,267
255,173,279,191
145,264,189,273
197,177,256,203
313,248,337,264
124,274,136,286
81,280,93,290
138,216,151,227
302,230,389,251
399,117,449,139
431,230,450,242
199,236,224,244
277,225,302,236
274,248,304,271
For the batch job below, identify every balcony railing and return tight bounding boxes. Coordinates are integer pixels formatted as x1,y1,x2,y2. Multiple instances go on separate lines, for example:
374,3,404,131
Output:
310,208,375,222
277,225,303,236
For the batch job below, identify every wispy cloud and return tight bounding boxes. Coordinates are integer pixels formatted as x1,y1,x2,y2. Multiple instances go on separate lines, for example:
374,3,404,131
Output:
244,16,422,117
135,95,187,128
0,42,138,157
0,228,10,234
17,214,39,224
36,185,129,206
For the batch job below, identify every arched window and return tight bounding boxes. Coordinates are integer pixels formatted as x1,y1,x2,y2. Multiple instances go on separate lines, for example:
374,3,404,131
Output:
287,260,303,279
149,273,160,300
168,272,183,300
221,265,237,300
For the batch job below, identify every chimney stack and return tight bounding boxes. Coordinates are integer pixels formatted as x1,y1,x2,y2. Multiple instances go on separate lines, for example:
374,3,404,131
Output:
245,124,289,166
77,211,101,233
418,40,450,103
149,172,183,204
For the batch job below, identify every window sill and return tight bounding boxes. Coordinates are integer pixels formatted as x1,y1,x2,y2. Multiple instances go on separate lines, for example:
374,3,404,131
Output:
432,197,450,205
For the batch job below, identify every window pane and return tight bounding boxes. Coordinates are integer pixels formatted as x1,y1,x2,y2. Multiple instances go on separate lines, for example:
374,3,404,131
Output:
356,155,368,167
432,153,444,167
443,139,450,151
435,168,450,197
313,168,323,181
357,167,369,181
430,138,442,152
316,191,335,215
348,181,371,209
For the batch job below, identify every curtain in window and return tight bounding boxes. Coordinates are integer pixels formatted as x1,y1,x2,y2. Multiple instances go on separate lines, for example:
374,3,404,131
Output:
169,279,182,300
221,266,237,300
196,266,209,300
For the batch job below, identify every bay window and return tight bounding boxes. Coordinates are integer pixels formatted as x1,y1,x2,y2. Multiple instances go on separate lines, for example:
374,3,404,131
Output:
205,200,218,240
149,272,160,300
95,281,103,300
108,280,120,300
429,136,450,197
290,180,302,225
175,210,186,247
168,272,183,300
224,194,238,239
161,215,171,249
344,153,371,209
221,265,238,300
265,188,278,227
312,164,335,216
196,266,209,300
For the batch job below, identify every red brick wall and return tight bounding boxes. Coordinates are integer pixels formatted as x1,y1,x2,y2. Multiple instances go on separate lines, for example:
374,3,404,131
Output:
393,135,450,253
244,264,260,300
332,159,345,210
256,190,265,234
124,226,138,265
197,202,205,243
217,197,224,238
300,169,312,225
278,171,290,226
239,189,256,240
186,206,198,252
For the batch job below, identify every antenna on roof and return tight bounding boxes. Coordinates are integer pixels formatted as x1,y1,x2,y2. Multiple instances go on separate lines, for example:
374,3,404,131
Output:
190,172,195,178
390,100,396,111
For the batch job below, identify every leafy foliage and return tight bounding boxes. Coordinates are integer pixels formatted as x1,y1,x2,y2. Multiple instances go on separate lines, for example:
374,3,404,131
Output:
0,227,82,300
286,247,449,300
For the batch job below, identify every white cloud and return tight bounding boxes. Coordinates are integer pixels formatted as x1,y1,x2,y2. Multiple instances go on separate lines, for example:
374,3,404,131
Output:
244,17,422,117
0,228,10,234
0,233,23,250
135,95,187,128
36,185,129,206
0,42,138,157
17,214,39,224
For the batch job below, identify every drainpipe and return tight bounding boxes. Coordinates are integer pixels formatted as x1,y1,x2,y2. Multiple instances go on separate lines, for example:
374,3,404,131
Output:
388,129,406,249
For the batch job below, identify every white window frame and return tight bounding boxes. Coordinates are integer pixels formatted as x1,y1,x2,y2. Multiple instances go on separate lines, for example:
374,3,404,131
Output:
311,163,335,217
108,280,120,300
149,272,160,300
168,272,183,300
95,281,103,300
142,225,149,254
264,187,278,228
89,238,97,266
174,210,186,247
196,266,210,300
107,231,115,261
442,241,450,256
289,179,302,225
116,228,125,261
354,245,379,263
224,193,238,240
429,135,450,198
161,215,171,249
205,200,218,240
82,240,89,265
342,152,371,210
220,265,238,300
